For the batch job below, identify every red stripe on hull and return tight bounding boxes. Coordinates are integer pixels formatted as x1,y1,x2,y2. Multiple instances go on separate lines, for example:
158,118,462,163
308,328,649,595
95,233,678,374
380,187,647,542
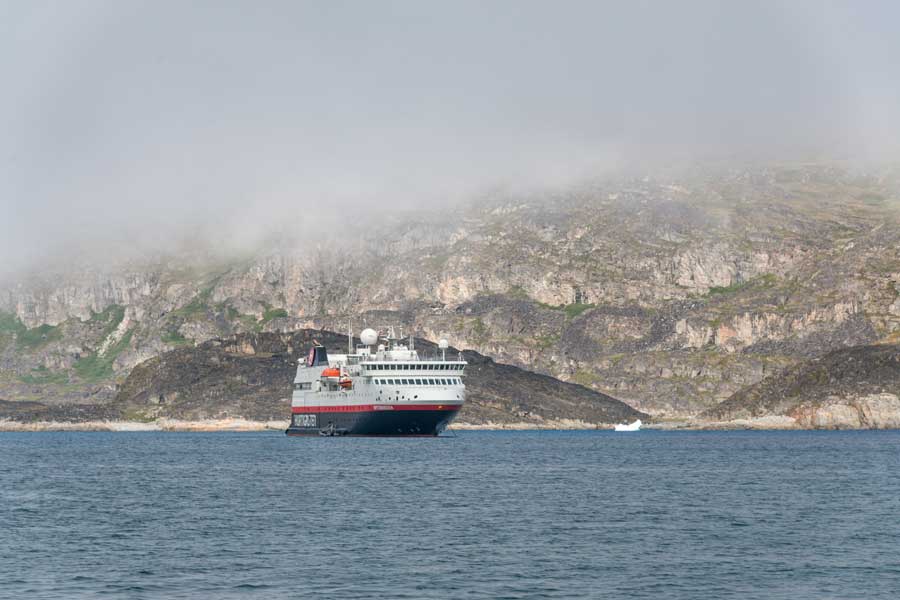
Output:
291,404,461,413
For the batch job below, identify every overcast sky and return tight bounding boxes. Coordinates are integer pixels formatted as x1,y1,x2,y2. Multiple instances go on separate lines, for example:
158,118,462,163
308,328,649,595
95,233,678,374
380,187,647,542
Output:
2,1,899,273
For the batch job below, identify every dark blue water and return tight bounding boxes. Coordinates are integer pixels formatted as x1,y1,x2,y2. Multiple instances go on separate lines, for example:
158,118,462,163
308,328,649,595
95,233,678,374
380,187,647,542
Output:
1,430,899,599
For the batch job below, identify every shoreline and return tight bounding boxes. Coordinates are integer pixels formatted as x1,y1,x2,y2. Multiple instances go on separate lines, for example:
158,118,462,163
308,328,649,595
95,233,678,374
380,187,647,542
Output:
2,414,895,432
0,418,291,432
0,418,618,432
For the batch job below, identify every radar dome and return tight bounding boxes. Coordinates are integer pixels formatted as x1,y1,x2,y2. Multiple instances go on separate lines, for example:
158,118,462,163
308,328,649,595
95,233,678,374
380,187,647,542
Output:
360,328,378,346
438,338,449,349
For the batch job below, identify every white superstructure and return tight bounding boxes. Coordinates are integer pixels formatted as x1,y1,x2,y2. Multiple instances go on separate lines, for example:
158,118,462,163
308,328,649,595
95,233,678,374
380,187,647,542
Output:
287,327,466,436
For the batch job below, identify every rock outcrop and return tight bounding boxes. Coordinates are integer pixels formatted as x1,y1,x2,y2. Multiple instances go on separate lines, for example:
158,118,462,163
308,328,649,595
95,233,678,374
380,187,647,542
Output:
111,330,648,426
702,344,900,428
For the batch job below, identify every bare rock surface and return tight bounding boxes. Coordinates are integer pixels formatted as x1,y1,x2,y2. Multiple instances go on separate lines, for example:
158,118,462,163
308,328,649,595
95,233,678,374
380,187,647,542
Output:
702,344,900,429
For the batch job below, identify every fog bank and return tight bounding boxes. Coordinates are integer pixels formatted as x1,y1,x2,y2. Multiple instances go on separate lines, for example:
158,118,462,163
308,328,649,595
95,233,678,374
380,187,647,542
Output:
2,1,899,274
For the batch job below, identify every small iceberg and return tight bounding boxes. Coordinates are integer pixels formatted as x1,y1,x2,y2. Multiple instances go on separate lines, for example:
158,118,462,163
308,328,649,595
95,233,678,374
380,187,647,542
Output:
614,419,642,432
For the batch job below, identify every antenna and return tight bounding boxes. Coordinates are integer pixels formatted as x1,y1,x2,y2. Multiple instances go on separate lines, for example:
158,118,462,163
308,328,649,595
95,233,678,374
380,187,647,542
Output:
348,318,352,354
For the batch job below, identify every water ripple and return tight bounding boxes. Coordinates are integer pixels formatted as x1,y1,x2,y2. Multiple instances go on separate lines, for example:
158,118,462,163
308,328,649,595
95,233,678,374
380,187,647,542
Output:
1,430,899,598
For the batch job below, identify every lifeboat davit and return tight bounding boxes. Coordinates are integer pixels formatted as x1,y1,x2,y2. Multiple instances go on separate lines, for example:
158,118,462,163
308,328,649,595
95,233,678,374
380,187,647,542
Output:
321,367,352,389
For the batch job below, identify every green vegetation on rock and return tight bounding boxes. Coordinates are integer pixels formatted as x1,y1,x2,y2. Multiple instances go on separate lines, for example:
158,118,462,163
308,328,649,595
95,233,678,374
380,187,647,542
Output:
0,310,23,337
90,304,126,334
19,365,70,385
18,323,63,348
161,328,190,346
573,369,600,387
261,307,288,324
857,192,886,206
534,300,596,319
562,303,596,319
506,285,531,300
0,311,62,349
708,282,748,296
708,273,778,296
469,317,491,344
535,332,561,350
74,329,134,381
172,294,210,319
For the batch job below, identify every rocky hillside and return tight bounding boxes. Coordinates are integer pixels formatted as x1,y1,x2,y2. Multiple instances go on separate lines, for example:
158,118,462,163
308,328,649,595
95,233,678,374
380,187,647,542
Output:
2,163,899,419
103,330,646,426
702,343,900,429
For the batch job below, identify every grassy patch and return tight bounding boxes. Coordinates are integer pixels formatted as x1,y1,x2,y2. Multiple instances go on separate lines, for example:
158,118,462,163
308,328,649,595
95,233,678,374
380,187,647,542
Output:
17,323,63,348
19,365,70,385
223,304,255,328
606,353,627,367
857,192,886,206
708,273,778,296
171,279,228,320
161,328,190,346
0,311,26,338
261,307,288,324
534,301,596,319
506,285,530,300
91,304,125,326
535,333,561,350
89,304,126,341
0,311,63,349
121,408,157,422
472,318,487,335
172,295,210,319
880,331,900,344
572,369,599,387
708,282,750,296
74,329,134,382
562,303,595,319
221,303,289,332
469,317,491,344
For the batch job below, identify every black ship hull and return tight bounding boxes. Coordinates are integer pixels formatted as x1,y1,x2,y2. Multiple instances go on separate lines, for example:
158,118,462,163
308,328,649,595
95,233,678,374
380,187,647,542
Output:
285,406,460,437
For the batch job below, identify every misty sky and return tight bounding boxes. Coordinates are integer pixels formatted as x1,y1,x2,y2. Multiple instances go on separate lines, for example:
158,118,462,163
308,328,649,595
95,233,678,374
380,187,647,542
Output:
2,1,899,273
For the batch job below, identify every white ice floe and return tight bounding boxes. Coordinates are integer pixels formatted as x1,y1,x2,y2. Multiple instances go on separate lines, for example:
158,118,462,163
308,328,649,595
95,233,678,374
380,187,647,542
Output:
614,419,642,432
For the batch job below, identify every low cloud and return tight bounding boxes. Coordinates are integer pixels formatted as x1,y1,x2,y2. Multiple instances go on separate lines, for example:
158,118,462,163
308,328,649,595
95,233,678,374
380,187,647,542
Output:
2,1,899,274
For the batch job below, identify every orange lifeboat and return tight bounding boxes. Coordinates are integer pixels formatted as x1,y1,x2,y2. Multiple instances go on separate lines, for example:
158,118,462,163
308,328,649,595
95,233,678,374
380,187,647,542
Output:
321,367,341,378
339,376,353,390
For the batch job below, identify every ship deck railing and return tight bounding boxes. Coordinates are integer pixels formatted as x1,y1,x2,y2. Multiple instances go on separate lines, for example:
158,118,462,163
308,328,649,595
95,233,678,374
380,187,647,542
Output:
345,354,465,365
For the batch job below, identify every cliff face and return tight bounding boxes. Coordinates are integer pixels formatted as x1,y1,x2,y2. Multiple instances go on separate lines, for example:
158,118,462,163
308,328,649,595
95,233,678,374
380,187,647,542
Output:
702,344,900,429
2,163,899,419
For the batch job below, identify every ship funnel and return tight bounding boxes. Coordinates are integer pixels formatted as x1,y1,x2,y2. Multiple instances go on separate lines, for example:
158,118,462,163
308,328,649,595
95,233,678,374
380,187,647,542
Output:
306,345,329,367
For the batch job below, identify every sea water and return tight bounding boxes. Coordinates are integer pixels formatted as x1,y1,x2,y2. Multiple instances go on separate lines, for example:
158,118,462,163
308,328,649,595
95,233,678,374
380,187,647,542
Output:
1,430,898,599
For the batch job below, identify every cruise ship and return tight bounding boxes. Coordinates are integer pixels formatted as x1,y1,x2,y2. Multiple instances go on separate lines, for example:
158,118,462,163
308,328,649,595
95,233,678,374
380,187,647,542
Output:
285,327,466,436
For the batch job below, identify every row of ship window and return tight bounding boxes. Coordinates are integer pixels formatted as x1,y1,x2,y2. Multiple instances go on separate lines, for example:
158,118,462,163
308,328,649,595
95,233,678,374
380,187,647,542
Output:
366,364,463,371
374,378,461,386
